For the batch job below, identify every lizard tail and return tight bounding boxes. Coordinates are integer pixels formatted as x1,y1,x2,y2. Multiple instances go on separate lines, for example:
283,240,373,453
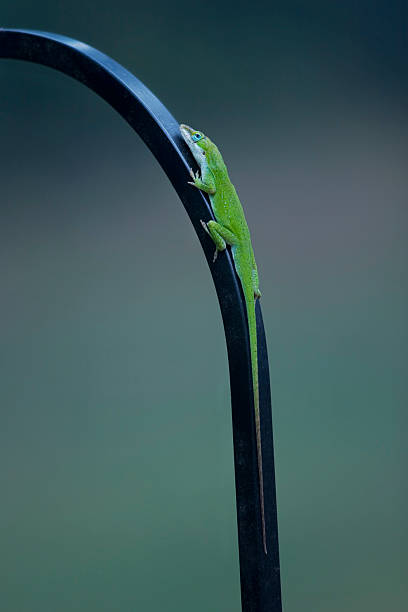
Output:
244,284,267,555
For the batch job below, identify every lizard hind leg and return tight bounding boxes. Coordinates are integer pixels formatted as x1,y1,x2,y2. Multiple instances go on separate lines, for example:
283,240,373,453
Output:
202,220,238,262
251,261,262,299
250,249,262,299
253,269,262,299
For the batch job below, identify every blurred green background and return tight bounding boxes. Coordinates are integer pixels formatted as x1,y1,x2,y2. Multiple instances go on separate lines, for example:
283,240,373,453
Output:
1,1,407,611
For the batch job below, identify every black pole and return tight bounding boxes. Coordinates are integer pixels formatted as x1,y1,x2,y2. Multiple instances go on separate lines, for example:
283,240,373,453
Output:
0,28,282,612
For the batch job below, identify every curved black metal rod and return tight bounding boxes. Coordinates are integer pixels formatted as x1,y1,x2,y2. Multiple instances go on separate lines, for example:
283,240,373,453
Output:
0,28,282,612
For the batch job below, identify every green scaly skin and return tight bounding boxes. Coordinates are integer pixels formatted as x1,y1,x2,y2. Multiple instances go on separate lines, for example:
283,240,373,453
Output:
180,124,267,555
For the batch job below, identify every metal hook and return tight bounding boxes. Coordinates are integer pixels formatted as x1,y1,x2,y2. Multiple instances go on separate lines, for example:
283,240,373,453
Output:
0,28,282,611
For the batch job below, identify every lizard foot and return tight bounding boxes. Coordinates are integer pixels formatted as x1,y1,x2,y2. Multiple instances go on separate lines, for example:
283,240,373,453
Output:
200,219,210,235
189,168,200,181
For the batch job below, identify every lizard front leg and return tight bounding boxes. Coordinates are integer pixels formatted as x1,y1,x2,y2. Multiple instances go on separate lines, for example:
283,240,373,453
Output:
188,167,216,195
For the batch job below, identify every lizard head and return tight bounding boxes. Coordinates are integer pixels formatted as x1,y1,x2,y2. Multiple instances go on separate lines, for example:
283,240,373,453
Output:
180,124,213,165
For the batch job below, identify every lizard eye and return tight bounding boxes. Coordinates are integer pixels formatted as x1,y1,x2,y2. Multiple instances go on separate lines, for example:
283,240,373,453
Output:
192,132,202,142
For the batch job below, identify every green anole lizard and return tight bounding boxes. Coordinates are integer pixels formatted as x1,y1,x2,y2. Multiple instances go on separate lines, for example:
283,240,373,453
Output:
180,124,267,554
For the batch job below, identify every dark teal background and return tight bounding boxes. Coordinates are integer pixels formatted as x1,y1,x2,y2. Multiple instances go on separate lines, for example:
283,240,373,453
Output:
1,2,407,610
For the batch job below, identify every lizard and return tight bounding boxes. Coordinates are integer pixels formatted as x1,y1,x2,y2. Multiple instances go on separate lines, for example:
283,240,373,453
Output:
180,124,267,554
